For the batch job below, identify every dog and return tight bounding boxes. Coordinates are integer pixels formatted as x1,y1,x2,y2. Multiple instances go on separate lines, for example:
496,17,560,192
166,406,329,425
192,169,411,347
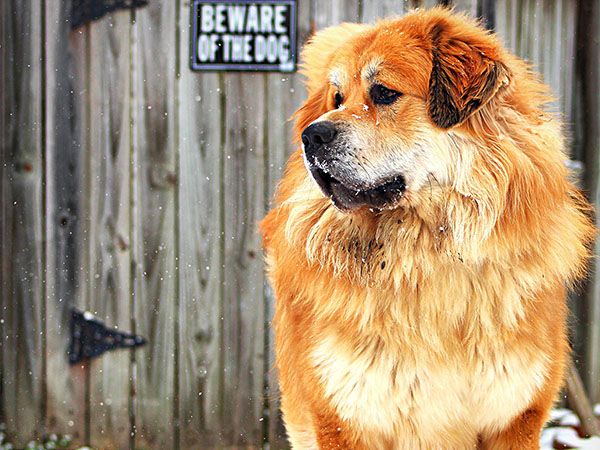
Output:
260,7,594,450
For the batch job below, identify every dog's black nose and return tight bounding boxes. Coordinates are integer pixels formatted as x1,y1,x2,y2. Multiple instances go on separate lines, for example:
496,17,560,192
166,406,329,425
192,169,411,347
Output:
302,122,337,147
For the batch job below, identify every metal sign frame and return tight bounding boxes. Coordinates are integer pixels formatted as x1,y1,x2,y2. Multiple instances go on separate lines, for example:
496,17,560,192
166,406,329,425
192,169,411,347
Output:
190,0,297,72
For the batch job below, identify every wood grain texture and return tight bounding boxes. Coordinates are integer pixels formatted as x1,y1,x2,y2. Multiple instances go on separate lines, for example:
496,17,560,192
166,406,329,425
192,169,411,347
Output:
360,0,409,23
43,0,88,443
177,1,225,447
494,0,518,54
220,71,268,446
578,0,600,404
494,0,578,126
85,12,133,449
559,1,578,148
0,0,45,445
132,1,178,448
69,22,94,446
313,0,361,27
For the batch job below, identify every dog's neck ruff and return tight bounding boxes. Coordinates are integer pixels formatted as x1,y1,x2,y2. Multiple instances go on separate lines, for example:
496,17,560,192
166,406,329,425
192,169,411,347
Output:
269,164,589,334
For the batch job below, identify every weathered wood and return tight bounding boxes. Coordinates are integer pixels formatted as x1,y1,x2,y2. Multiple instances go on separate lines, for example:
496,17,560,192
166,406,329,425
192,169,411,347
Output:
314,0,361,26
579,0,600,404
569,0,591,394
0,0,45,446
495,0,519,54
360,0,409,23
85,12,134,449
220,71,268,446
176,20,225,450
43,0,88,444
69,21,94,446
559,1,577,145
132,1,178,448
543,2,559,114
494,0,579,135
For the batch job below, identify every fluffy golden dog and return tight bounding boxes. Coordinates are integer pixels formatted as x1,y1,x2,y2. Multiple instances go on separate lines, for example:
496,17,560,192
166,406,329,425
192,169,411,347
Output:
260,7,593,450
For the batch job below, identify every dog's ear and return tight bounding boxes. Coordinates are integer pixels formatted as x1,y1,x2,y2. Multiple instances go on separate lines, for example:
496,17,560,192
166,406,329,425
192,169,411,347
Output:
427,23,510,129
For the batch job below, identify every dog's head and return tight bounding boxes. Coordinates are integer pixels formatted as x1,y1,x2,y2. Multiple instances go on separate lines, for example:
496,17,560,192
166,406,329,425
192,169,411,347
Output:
294,8,510,212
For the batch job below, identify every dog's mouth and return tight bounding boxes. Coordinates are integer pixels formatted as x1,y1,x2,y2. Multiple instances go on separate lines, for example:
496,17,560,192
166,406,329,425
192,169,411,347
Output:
309,167,406,212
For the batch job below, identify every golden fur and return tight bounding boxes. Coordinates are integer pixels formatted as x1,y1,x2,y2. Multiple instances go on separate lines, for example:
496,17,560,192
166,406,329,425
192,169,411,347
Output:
260,8,594,450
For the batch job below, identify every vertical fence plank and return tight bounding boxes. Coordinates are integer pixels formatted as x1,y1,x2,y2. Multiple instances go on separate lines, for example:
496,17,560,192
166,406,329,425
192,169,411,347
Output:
543,1,558,113
560,0,578,146
561,0,588,367
530,0,542,83
520,0,533,63
0,0,45,446
360,0,409,23
70,22,95,447
220,71,268,446
133,1,178,448
314,0,361,25
177,1,225,447
586,0,600,403
495,0,510,48
579,0,600,404
262,68,290,448
44,0,88,443
504,0,519,53
494,0,579,133
85,12,133,449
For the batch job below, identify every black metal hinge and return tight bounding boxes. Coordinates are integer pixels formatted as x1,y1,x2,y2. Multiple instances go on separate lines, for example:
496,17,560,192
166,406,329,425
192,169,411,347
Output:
71,0,149,29
69,308,147,365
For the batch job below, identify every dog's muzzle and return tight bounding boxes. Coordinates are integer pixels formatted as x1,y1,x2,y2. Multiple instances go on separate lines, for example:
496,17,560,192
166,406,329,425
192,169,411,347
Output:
302,121,406,212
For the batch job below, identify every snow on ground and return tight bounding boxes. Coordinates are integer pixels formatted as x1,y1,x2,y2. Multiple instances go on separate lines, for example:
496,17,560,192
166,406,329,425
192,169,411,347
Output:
540,408,600,450
1,407,598,449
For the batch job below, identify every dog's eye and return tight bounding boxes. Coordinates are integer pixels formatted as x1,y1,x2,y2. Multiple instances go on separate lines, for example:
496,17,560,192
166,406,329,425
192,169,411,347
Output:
370,84,402,105
334,92,344,109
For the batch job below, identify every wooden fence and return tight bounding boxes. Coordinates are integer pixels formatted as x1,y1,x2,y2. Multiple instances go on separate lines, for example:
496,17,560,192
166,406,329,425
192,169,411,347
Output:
1,0,598,448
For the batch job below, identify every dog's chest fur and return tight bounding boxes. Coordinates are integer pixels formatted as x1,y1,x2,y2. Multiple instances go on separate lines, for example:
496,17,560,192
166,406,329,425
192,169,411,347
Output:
310,323,548,447
268,190,577,448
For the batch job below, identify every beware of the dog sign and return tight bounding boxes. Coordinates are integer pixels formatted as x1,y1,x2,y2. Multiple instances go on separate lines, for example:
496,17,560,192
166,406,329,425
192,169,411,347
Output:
191,0,297,72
